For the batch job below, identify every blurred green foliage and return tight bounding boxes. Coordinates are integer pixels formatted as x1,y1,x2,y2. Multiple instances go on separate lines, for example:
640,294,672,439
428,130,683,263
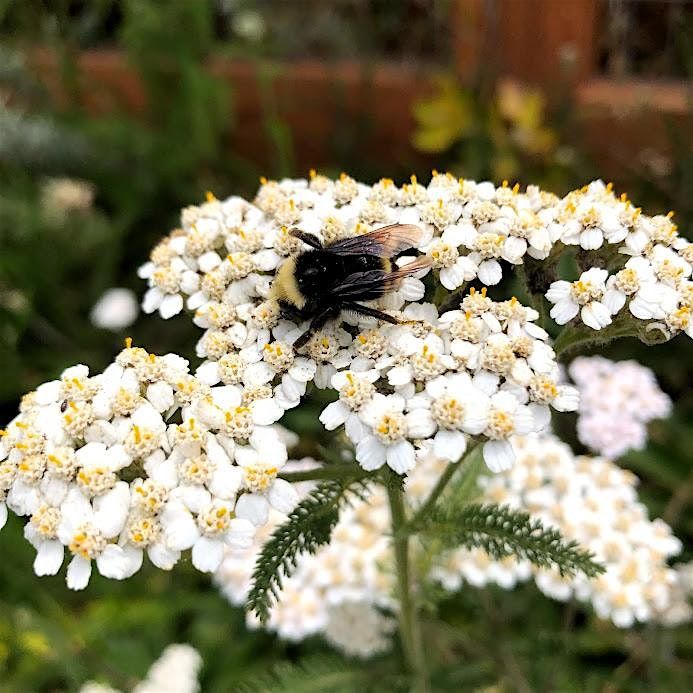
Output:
0,1,691,691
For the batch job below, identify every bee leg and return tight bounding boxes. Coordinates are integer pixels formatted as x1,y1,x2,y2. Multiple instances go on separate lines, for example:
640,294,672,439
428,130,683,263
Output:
293,308,337,350
342,302,401,325
289,228,323,249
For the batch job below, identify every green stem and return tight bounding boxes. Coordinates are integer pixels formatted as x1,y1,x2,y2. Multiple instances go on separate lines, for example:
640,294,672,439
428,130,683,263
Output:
407,441,481,532
387,482,429,693
553,319,637,360
278,464,370,483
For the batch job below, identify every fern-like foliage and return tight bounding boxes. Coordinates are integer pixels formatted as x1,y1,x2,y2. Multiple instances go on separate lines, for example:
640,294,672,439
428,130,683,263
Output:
246,475,371,623
235,654,383,693
428,503,604,578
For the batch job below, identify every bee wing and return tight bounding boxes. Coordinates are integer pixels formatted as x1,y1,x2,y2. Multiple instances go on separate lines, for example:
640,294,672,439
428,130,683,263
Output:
329,256,431,301
323,224,425,257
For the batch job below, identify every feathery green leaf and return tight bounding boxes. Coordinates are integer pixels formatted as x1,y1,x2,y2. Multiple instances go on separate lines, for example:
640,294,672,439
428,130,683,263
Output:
427,502,605,578
246,475,371,623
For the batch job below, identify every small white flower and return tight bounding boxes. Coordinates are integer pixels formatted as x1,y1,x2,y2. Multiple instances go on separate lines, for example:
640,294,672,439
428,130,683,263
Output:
546,268,612,330
356,394,416,473
91,288,139,331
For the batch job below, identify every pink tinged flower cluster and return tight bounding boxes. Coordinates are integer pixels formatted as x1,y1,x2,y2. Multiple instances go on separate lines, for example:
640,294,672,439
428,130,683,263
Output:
568,356,671,459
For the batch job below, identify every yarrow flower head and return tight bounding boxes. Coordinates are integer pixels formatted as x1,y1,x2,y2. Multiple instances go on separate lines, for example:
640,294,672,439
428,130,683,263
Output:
2,170,691,667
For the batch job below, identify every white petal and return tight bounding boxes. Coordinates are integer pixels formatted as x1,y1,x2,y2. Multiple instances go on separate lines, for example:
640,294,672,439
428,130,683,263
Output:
433,430,467,461
34,540,64,576
96,544,133,579
581,302,611,330
345,412,369,443
159,293,184,319
405,410,436,439
34,380,61,406
0,503,6,530
483,440,515,472
210,385,242,410
209,463,242,499
550,300,579,325
386,440,416,474
602,288,627,315
235,493,269,526
164,511,200,551
545,280,571,303
142,287,164,314
146,381,174,412
251,398,284,425
319,400,350,430
244,361,276,386
356,436,386,471
93,482,130,538
147,541,180,570
477,259,502,286
67,555,92,590
580,228,603,250
387,365,413,387
226,518,255,549
195,361,221,386
268,479,299,514
191,536,224,573
287,357,317,383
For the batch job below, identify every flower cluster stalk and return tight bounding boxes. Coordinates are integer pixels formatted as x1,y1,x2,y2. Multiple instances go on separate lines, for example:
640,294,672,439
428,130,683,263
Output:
387,481,430,693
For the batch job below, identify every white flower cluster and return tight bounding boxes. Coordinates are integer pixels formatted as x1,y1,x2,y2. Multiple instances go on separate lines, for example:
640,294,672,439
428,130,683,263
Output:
0,344,304,589
80,644,202,693
320,292,578,474
216,435,688,650
139,179,582,474
658,561,693,627
431,435,684,629
545,181,693,335
568,356,671,459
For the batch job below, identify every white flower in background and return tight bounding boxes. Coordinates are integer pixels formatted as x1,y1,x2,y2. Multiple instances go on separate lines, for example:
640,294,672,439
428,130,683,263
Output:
324,601,396,658
90,288,139,331
133,644,203,693
569,356,671,459
41,177,94,221
546,268,612,330
215,435,688,646
80,643,202,693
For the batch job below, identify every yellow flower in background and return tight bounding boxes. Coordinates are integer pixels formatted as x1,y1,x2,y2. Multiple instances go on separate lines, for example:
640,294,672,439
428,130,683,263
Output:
19,630,52,659
413,76,474,153
496,80,557,156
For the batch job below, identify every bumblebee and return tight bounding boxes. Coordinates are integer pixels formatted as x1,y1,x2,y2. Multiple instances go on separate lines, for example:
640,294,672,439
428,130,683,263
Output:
270,224,431,349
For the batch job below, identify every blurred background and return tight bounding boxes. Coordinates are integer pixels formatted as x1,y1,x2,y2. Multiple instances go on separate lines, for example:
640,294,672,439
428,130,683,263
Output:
0,1,691,690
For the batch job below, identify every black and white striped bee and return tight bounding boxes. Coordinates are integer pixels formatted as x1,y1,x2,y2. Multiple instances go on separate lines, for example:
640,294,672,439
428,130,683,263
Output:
270,224,430,349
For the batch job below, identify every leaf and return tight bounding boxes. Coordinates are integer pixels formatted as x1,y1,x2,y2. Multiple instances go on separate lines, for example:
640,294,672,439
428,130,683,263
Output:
235,654,375,693
245,475,371,623
427,503,604,579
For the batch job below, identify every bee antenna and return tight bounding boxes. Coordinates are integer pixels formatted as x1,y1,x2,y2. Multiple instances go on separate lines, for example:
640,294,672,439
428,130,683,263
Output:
289,228,323,250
